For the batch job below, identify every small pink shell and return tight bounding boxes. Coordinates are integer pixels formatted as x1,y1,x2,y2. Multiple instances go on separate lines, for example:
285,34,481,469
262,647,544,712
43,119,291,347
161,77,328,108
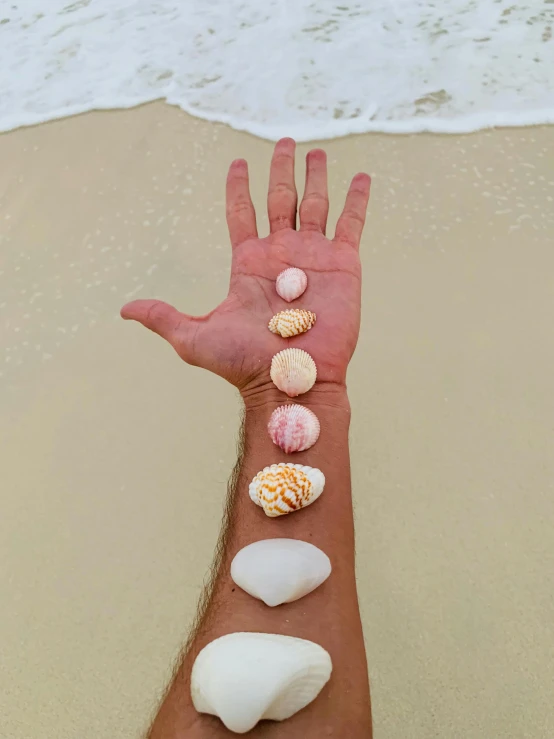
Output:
276,268,308,302
268,404,320,453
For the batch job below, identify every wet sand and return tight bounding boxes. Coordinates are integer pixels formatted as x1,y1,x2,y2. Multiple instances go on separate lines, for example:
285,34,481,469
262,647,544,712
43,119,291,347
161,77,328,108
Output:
1,104,553,738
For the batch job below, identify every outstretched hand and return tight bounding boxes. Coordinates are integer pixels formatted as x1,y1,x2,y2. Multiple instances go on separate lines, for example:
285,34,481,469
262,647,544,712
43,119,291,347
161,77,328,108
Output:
121,137,371,404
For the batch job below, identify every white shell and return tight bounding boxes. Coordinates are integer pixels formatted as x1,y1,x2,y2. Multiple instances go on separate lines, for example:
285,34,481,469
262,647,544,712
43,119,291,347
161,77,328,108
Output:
268,404,320,453
191,632,332,734
268,309,316,338
270,348,317,397
276,268,308,302
231,539,331,606
249,462,325,517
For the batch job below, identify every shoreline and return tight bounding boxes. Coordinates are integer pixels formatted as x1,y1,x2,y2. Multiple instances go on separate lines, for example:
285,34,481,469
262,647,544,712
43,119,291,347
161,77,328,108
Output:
3,98,554,140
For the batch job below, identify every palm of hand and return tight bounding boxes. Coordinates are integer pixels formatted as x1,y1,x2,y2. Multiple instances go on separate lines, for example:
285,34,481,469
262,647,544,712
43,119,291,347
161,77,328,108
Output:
184,230,361,390
121,139,370,399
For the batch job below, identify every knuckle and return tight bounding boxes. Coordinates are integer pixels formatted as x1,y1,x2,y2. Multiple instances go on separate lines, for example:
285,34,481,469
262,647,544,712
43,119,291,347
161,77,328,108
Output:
228,166,248,181
274,150,294,165
227,199,253,217
145,301,163,322
299,205,322,230
299,194,328,217
335,234,356,248
342,209,365,225
303,191,328,204
270,182,296,199
144,301,172,330
270,214,294,230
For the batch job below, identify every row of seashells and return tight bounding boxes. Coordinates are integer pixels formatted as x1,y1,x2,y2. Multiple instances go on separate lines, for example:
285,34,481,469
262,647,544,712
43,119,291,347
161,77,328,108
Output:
191,268,332,733
269,272,320,458
262,269,322,511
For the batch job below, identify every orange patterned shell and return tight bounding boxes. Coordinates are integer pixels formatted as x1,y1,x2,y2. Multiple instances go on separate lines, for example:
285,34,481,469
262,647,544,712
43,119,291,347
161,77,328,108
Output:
249,463,325,517
268,309,316,338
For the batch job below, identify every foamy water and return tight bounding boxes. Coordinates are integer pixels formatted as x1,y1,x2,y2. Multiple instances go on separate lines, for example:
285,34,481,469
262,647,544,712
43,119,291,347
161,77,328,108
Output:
1,0,553,139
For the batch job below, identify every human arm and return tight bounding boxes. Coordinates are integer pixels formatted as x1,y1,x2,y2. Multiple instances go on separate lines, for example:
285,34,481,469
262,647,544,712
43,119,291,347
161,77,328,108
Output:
121,138,372,737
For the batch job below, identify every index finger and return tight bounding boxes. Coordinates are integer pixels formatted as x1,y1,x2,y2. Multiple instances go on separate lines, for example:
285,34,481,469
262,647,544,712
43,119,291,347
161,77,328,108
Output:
334,173,371,250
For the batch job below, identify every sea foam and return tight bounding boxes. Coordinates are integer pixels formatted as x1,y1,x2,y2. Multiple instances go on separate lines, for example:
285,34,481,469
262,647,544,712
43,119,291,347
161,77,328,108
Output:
1,0,553,140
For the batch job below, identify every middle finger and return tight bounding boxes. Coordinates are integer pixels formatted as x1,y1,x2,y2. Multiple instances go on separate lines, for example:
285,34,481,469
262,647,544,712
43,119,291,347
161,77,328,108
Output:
299,148,329,233
267,138,298,233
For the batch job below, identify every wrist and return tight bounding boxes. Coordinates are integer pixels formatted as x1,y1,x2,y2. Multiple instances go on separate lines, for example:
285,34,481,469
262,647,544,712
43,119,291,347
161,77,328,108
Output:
240,378,351,416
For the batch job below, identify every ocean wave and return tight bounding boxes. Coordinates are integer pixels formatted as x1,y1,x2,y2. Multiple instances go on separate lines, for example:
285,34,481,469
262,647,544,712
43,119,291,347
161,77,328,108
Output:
1,0,553,139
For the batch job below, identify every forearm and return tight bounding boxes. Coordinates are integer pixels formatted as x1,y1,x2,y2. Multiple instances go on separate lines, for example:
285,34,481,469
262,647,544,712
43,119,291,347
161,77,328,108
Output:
149,384,372,738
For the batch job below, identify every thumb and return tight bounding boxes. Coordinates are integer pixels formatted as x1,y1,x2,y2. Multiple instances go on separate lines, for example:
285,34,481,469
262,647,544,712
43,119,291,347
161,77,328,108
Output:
120,299,198,363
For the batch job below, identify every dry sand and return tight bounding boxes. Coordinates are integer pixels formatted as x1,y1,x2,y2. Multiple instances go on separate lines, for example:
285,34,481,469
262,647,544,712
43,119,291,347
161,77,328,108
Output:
1,103,553,738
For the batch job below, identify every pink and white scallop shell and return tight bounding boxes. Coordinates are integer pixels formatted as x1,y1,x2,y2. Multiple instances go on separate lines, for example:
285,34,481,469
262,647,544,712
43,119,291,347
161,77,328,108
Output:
276,268,308,302
268,404,320,453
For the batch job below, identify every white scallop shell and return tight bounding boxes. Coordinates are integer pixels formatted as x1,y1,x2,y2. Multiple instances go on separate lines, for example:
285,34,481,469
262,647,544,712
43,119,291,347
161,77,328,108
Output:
268,309,316,338
191,632,332,734
276,267,308,302
230,539,331,607
249,462,325,517
270,348,317,397
268,404,320,453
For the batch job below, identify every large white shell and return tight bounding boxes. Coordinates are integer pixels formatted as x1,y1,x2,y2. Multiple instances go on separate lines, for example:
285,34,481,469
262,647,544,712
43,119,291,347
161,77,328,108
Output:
276,268,308,302
231,539,331,606
270,348,317,397
191,632,332,734
249,462,325,517
268,309,316,338
268,404,320,453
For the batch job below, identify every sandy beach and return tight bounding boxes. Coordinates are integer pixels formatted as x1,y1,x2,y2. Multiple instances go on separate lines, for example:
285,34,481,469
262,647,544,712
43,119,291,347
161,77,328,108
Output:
1,103,553,738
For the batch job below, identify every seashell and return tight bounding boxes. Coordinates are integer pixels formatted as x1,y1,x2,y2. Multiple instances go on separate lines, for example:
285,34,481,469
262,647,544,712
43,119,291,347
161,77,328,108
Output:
270,348,317,397
230,538,331,607
191,631,332,734
276,267,308,302
249,462,325,517
268,404,320,453
268,309,316,338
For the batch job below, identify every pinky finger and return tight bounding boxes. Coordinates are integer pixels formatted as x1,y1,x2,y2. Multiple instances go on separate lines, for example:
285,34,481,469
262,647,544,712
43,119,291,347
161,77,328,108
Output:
334,173,371,250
